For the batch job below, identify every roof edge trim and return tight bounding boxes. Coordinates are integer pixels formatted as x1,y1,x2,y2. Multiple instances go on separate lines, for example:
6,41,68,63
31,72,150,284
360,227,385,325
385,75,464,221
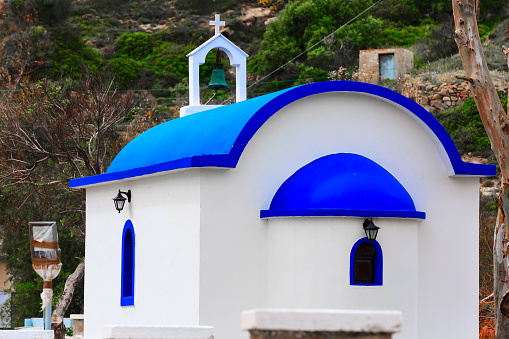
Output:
260,209,426,219
69,155,235,188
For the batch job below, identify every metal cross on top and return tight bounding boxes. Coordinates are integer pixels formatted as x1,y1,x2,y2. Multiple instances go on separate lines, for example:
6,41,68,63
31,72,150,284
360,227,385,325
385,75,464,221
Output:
210,14,225,35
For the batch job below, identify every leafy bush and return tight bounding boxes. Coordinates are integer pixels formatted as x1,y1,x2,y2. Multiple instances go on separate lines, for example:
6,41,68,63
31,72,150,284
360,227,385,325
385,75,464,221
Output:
49,42,103,78
108,58,142,85
255,0,384,86
380,21,434,47
434,95,508,160
174,0,241,15
371,0,420,25
35,0,76,27
145,43,194,77
86,0,125,12
114,32,159,60
414,15,458,63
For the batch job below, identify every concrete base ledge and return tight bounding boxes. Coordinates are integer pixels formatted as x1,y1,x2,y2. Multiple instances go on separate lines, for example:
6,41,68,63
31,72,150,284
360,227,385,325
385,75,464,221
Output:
102,325,214,339
242,309,402,334
247,330,392,339
0,330,54,339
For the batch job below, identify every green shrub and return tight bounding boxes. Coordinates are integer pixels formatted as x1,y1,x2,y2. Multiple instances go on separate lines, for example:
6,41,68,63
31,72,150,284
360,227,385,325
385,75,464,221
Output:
145,43,194,78
415,17,458,63
114,32,159,60
380,22,433,47
371,0,420,25
108,58,142,85
434,95,508,160
256,0,384,85
174,0,240,15
50,43,103,78
35,0,75,27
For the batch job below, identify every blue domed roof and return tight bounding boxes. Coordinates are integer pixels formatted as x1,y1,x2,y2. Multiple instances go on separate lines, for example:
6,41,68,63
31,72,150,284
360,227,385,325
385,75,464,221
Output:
70,81,495,188
260,153,425,219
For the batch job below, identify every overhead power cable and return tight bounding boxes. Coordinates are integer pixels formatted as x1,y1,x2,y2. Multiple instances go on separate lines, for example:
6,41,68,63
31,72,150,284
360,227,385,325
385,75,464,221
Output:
246,0,384,91
220,0,384,105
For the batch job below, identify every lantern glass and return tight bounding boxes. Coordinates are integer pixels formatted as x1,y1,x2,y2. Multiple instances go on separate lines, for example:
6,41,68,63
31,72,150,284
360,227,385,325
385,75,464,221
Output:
363,219,380,242
113,191,126,212
365,227,378,241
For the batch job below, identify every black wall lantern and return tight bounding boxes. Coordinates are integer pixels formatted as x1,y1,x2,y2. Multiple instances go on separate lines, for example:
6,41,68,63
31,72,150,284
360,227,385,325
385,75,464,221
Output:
113,190,131,213
363,219,380,242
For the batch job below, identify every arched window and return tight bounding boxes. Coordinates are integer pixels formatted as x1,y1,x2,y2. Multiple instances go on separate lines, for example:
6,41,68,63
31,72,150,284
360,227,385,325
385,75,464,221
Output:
121,220,135,306
350,238,383,286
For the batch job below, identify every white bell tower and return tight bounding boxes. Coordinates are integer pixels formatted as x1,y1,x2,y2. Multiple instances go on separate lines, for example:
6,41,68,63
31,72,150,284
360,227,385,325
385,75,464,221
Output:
180,14,249,117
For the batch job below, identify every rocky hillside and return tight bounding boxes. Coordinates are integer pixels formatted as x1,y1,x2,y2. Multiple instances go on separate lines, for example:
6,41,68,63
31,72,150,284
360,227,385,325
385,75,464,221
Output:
0,0,507,114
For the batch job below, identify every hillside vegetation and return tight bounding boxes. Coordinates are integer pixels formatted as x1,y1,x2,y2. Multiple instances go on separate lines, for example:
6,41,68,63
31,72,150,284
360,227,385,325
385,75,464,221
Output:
0,0,507,106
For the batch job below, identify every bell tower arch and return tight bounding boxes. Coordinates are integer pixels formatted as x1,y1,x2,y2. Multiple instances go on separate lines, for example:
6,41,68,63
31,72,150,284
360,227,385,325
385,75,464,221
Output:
181,15,248,116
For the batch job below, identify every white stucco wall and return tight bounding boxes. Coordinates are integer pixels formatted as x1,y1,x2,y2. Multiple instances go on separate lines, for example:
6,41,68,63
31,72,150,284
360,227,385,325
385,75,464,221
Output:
83,170,202,339
83,90,480,339
197,92,479,339
265,218,418,337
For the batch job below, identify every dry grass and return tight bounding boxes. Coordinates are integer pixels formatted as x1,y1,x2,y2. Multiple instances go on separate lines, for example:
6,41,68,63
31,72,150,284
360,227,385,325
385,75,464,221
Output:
480,299,495,339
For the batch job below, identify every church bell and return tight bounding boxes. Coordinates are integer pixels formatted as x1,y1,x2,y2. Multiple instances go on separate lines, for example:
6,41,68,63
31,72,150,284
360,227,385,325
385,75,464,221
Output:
208,48,229,91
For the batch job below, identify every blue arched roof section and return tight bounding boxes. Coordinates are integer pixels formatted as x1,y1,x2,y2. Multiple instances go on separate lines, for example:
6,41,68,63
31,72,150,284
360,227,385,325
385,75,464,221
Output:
69,81,495,188
260,153,425,219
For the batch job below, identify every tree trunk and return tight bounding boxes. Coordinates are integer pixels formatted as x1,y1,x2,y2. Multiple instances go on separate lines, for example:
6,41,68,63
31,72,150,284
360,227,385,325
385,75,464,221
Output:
51,259,85,339
452,0,509,337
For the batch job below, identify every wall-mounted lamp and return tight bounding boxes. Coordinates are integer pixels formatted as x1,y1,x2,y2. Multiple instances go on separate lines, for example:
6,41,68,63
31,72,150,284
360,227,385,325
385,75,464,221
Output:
113,190,131,213
363,218,379,242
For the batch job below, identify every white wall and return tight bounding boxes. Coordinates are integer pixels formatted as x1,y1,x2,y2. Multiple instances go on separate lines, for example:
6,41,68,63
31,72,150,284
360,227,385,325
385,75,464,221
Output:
84,170,202,339
198,92,479,339
84,91,480,339
265,218,418,338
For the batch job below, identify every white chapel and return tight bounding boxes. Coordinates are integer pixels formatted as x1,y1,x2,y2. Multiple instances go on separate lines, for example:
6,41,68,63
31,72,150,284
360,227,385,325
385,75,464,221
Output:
70,15,494,339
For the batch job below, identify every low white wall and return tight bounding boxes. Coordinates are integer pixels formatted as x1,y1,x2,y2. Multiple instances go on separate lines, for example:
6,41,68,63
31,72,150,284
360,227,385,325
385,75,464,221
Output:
242,309,402,334
102,326,214,339
0,330,53,339
265,217,418,338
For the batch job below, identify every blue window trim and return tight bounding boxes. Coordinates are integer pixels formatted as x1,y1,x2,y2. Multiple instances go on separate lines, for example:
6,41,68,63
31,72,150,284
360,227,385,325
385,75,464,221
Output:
121,220,135,306
350,237,383,286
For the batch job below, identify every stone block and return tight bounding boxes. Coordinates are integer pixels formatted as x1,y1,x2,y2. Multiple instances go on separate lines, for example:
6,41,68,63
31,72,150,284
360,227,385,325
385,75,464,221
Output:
102,326,214,339
0,330,54,339
242,309,402,339
71,314,84,338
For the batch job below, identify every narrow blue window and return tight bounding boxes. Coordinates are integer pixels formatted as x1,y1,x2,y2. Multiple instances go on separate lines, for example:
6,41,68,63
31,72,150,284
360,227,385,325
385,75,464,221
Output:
350,238,383,286
121,220,135,306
